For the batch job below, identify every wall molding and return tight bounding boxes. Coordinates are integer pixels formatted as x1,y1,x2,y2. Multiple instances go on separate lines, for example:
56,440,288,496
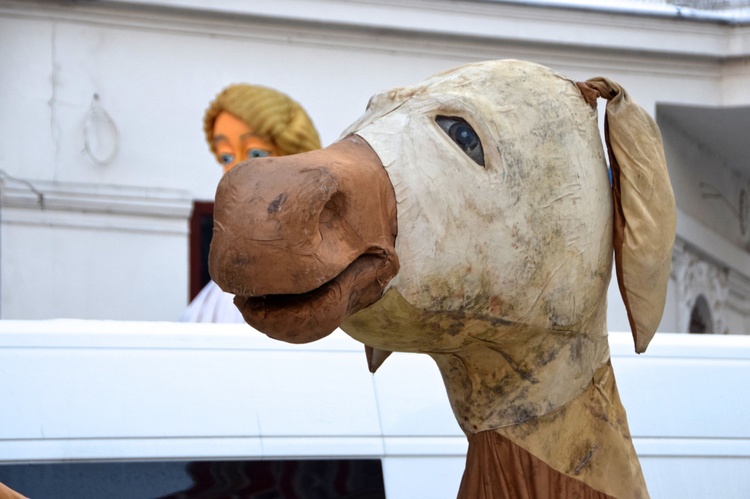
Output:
0,178,193,235
0,0,742,79
676,207,750,281
91,0,749,58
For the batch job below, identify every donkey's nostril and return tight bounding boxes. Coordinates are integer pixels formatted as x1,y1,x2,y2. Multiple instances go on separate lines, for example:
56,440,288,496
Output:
267,193,287,214
320,192,346,225
319,205,335,224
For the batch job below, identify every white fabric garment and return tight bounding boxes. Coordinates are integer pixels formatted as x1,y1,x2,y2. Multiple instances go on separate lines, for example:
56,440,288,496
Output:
179,280,245,323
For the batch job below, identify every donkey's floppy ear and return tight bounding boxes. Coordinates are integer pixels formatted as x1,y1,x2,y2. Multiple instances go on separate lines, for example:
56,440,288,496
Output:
577,78,676,353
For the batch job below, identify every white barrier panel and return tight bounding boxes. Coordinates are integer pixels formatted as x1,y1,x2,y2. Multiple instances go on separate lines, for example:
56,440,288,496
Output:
1,320,749,498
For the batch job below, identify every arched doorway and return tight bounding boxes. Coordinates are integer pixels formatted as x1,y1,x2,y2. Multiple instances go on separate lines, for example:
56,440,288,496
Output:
689,295,714,334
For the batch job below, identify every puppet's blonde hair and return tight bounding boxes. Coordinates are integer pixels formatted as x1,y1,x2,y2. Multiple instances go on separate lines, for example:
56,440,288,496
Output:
204,84,321,157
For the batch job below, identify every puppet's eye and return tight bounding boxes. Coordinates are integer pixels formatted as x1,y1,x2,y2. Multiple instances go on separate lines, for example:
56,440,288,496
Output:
436,115,485,167
249,148,271,158
219,153,234,165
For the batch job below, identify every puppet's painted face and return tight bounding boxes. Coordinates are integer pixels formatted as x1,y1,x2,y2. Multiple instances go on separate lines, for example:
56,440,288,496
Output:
213,111,280,173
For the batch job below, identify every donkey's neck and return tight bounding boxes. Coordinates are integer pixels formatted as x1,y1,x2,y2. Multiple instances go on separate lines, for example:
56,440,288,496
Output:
343,289,644,496
428,325,610,434
454,361,649,499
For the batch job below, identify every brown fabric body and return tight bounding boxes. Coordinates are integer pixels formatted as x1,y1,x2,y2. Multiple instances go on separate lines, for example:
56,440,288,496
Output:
459,432,616,499
0,483,25,499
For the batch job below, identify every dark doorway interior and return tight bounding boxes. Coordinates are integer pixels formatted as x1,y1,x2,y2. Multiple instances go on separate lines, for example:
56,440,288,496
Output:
689,294,713,334
189,201,215,302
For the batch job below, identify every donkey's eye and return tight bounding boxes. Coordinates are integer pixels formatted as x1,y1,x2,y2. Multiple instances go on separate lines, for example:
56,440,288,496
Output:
436,115,485,167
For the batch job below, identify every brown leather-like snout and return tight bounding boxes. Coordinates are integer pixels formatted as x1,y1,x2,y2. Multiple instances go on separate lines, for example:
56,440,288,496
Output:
209,135,399,342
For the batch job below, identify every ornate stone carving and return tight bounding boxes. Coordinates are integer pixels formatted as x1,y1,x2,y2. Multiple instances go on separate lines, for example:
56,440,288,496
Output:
672,239,730,334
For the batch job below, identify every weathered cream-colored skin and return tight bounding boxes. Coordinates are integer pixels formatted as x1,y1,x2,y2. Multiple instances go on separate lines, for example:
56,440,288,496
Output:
342,61,613,427
339,61,654,498
210,59,675,498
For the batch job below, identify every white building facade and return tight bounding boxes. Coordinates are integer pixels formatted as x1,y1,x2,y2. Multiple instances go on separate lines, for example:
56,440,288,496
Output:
1,0,749,332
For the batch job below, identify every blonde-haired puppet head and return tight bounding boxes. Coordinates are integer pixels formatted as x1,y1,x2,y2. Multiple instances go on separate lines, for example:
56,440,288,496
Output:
204,84,321,172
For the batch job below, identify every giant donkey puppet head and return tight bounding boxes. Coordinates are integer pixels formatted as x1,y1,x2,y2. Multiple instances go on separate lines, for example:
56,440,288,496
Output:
210,60,675,498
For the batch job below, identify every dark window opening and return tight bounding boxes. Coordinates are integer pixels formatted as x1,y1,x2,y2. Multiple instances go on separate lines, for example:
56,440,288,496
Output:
0,459,386,499
189,201,215,302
